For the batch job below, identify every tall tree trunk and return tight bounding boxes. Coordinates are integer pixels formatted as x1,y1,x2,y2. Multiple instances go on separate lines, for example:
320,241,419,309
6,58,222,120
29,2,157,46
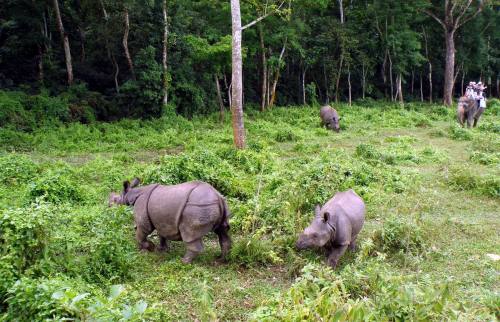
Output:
230,0,245,149
388,52,393,102
259,25,267,111
420,72,424,102
224,73,232,107
269,41,286,108
347,65,352,106
335,54,343,103
496,76,499,98
362,63,367,99
215,75,224,123
443,30,455,106
162,0,169,106
37,45,44,83
323,62,329,104
338,0,344,24
428,61,433,103
461,71,465,96
52,0,73,85
302,67,306,105
382,50,388,98
100,0,119,93
411,70,414,96
396,73,403,104
123,8,135,79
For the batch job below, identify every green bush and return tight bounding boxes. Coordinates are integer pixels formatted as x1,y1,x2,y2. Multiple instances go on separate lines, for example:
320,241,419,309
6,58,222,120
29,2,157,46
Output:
0,203,54,298
27,170,84,204
470,151,500,165
229,236,282,266
252,261,456,321
372,215,426,255
0,153,39,184
0,91,34,130
446,167,500,198
448,124,473,141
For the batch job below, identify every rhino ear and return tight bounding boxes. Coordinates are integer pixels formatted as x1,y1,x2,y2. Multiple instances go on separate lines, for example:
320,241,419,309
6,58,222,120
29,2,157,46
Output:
130,177,141,188
123,180,131,193
323,212,330,222
315,205,321,216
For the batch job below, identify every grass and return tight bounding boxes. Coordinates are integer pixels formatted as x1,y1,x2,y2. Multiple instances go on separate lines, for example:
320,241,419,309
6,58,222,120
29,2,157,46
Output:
0,100,499,320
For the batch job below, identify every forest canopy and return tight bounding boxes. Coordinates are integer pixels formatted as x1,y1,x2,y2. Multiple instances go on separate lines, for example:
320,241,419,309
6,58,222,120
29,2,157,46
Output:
0,0,498,122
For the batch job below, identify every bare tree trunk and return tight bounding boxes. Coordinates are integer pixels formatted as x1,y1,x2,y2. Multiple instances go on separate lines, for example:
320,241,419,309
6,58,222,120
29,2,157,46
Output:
302,67,306,105
259,25,267,111
224,73,232,107
335,54,343,103
100,0,119,93
52,0,73,85
162,0,169,106
396,73,403,104
269,42,286,107
123,8,135,79
230,0,245,149
323,62,329,104
215,75,224,123
443,30,455,106
338,0,344,24
420,72,424,102
428,62,433,103
37,45,44,83
496,76,499,98
382,50,388,98
461,71,465,96
348,65,352,106
411,70,414,96
388,52,394,102
362,63,367,99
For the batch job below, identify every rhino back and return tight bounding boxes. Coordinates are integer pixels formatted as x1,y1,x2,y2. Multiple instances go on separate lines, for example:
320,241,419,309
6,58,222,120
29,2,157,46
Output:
147,181,202,239
324,190,365,239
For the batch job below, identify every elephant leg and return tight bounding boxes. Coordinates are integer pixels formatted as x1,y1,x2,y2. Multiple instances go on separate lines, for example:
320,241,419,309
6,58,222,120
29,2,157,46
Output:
158,236,169,253
466,114,474,128
215,227,231,261
182,239,204,264
136,227,155,252
327,245,348,269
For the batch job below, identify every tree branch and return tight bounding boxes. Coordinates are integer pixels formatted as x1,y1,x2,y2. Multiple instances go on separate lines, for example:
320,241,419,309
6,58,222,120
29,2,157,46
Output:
241,0,287,30
424,9,446,30
457,0,485,29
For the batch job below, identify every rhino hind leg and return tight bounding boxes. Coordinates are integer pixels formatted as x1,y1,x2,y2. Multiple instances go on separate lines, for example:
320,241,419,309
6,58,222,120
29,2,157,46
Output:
182,239,204,264
348,236,358,252
326,245,348,269
215,226,231,261
157,236,169,253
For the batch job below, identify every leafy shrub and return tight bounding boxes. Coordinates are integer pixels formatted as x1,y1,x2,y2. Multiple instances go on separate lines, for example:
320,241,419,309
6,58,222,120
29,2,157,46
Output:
252,261,456,321
0,153,39,184
27,170,84,204
26,90,70,123
229,236,282,266
446,166,500,198
0,203,55,298
448,125,473,141
1,278,75,321
470,151,500,165
0,91,34,130
372,215,426,255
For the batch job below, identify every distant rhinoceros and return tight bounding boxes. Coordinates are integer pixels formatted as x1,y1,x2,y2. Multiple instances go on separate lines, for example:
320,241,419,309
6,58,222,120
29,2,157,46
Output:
320,105,340,132
110,178,231,263
296,189,365,268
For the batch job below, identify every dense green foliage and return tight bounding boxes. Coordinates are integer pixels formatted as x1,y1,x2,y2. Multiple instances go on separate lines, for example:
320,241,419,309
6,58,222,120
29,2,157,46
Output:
0,100,498,320
1,1,498,120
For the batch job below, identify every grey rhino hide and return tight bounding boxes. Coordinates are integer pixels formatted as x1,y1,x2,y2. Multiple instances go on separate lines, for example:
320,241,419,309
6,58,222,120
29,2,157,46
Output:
320,105,340,132
457,97,484,128
121,180,231,263
296,189,365,268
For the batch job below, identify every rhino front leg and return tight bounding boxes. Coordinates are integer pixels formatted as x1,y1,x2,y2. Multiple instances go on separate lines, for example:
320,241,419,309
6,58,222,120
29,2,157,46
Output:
136,227,155,252
348,236,358,252
182,239,204,264
327,245,348,269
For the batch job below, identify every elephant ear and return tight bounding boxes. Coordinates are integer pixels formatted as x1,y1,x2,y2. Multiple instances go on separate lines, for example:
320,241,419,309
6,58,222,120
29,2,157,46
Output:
130,178,141,188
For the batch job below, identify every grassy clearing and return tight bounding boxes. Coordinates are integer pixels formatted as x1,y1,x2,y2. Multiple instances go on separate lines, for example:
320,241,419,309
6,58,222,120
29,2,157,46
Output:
0,100,499,320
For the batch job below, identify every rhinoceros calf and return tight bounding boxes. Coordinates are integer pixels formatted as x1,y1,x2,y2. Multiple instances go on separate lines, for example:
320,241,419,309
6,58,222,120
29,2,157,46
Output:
296,189,365,268
457,96,484,128
110,179,231,263
320,105,340,132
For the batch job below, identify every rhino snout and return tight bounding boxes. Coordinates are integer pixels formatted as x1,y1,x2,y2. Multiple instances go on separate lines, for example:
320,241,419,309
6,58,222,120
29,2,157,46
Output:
296,236,311,250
